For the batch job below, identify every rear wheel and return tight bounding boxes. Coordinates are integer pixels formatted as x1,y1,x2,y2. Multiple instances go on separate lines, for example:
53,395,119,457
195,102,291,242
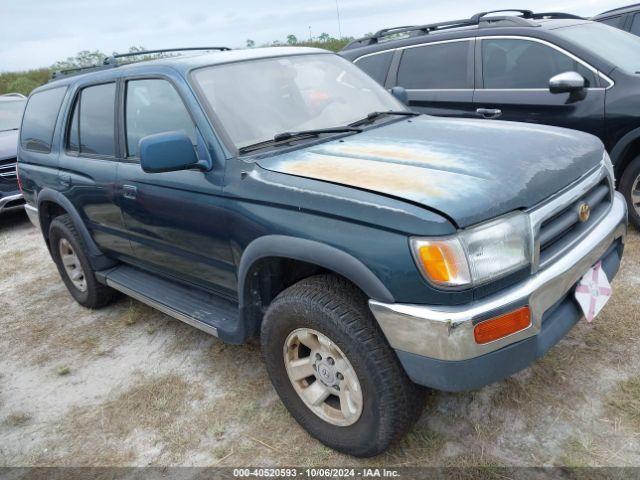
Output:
619,155,640,229
261,274,424,457
49,214,118,308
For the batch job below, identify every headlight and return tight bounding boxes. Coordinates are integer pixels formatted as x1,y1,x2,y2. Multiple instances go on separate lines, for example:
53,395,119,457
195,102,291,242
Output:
411,212,532,288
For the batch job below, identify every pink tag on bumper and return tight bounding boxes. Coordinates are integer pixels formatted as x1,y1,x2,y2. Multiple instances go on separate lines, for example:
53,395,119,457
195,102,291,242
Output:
575,261,612,323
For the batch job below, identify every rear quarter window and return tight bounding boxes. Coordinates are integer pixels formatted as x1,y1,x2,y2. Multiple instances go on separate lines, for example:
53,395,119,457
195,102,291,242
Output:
354,52,394,85
20,87,67,153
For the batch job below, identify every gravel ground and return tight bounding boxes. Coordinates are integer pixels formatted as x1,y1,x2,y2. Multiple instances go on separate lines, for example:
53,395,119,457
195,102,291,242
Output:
0,209,639,468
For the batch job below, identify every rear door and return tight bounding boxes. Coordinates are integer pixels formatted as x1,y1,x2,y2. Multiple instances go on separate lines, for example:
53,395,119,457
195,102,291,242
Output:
473,37,606,138
59,82,132,256
391,39,477,118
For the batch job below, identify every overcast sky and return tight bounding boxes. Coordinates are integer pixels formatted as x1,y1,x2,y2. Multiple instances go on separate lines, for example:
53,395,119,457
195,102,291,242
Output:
0,0,631,71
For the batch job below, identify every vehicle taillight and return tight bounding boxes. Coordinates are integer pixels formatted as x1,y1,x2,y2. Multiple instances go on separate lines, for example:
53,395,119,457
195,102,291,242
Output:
16,164,23,193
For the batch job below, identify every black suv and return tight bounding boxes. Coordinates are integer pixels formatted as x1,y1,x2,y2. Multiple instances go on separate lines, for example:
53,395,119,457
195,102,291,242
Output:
341,9,640,228
592,4,640,34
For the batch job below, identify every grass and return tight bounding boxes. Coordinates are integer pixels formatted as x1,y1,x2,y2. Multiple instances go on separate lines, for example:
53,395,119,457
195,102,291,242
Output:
3,412,31,428
608,375,640,430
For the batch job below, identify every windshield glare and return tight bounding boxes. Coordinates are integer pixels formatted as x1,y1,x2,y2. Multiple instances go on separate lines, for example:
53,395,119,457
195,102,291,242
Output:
192,53,404,150
555,22,640,74
0,99,26,131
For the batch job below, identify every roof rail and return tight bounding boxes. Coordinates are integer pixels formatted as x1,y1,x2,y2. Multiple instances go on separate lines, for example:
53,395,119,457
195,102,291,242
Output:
51,46,231,81
0,92,27,99
595,2,640,16
342,9,584,50
103,46,231,66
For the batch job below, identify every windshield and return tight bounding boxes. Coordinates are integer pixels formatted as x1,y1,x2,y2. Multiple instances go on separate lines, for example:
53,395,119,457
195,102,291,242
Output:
554,22,640,74
191,53,404,150
0,98,27,131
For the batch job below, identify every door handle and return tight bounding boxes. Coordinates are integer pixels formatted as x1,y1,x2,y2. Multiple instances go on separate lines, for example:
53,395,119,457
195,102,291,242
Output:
122,185,137,200
59,174,72,187
476,108,502,119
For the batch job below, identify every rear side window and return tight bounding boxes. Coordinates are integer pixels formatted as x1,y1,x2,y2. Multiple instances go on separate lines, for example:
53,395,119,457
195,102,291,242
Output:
397,41,471,89
630,14,640,36
67,83,116,156
125,79,196,157
599,16,625,29
482,39,597,89
354,52,393,85
21,87,66,153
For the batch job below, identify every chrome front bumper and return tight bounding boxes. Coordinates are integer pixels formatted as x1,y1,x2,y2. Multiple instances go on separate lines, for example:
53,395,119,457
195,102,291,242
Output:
369,192,628,362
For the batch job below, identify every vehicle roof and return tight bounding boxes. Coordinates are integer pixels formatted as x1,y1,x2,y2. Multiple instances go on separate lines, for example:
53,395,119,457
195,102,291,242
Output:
42,46,331,90
0,94,27,103
592,3,640,19
340,18,591,58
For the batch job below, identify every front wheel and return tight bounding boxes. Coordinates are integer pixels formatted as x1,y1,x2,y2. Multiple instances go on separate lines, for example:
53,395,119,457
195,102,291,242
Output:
261,275,424,457
619,155,640,229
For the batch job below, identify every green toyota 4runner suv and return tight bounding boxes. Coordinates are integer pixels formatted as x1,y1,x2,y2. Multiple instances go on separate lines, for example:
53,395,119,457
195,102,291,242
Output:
18,47,627,456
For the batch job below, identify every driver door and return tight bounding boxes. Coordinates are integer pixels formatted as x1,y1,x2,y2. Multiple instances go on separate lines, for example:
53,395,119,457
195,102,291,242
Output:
116,77,236,297
473,37,606,139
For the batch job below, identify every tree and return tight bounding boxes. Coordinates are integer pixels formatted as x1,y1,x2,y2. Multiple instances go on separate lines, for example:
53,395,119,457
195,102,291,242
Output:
5,77,39,96
287,34,298,45
51,50,107,70
246,39,255,48
318,32,331,42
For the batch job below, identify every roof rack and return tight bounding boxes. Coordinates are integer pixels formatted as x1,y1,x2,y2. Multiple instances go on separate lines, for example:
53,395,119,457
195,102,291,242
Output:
594,2,640,16
51,47,231,81
342,9,584,50
0,92,27,99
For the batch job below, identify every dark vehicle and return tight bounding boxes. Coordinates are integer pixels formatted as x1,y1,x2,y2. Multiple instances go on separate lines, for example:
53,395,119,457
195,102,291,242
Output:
0,93,27,215
592,4,640,34
341,9,640,228
18,47,627,456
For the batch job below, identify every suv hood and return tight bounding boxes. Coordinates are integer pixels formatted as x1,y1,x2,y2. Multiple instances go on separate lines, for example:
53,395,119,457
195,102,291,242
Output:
0,129,19,160
257,116,604,228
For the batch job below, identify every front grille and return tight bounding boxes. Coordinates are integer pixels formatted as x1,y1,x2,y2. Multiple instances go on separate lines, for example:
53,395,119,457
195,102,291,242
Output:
0,157,17,183
536,173,612,269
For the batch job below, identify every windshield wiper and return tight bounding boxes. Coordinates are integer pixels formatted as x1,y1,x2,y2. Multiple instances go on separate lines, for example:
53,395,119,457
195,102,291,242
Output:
349,110,420,127
239,127,362,154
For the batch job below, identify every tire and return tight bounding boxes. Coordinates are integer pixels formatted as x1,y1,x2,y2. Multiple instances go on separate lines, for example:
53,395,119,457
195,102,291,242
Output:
261,274,424,457
49,214,118,309
619,155,640,229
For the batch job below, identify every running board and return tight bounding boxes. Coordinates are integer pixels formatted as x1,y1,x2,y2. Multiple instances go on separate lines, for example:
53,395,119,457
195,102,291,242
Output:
98,265,240,340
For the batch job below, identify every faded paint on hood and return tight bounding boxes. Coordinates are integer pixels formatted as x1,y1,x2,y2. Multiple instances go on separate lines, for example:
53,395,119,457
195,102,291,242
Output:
257,116,604,227
0,129,18,160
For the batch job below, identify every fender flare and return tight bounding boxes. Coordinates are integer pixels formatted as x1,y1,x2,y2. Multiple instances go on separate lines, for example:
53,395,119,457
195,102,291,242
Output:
610,127,640,175
237,235,395,305
36,188,117,270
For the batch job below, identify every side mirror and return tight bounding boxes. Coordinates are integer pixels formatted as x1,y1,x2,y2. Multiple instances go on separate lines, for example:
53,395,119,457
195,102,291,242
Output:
390,86,409,105
549,71,586,94
139,132,201,174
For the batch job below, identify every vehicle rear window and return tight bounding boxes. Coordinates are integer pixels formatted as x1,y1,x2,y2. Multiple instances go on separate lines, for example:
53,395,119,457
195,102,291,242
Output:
67,83,116,156
125,79,196,157
481,39,597,89
397,41,471,89
355,52,393,85
21,87,66,153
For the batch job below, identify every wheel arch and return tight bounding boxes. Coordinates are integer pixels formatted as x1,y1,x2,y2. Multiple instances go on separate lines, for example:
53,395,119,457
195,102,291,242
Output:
610,128,640,179
237,235,395,339
36,188,117,270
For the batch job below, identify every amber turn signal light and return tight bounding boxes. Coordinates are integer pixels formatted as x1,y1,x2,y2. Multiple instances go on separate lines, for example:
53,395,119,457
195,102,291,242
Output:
474,306,531,344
